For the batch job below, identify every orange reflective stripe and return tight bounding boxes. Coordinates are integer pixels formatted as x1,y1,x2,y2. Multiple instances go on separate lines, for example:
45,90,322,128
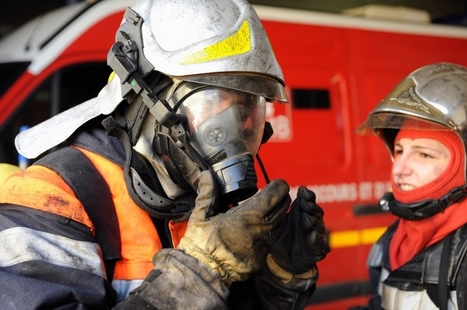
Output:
75,147,163,279
0,165,94,231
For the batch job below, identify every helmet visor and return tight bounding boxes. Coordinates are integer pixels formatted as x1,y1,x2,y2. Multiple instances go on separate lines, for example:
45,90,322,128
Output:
177,88,266,163
356,113,452,136
183,74,288,103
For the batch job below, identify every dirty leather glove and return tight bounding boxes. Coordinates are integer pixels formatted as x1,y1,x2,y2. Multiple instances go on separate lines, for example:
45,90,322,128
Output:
270,186,330,275
177,170,291,287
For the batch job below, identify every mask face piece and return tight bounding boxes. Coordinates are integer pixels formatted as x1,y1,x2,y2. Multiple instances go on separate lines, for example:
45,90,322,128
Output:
177,88,266,204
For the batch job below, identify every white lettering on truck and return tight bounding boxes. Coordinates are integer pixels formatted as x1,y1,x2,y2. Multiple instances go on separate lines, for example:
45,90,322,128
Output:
288,181,391,203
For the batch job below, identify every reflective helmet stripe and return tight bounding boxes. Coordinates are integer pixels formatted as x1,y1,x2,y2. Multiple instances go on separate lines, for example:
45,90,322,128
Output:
181,20,251,65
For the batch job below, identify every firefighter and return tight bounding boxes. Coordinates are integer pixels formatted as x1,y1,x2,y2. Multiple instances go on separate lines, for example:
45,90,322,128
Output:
0,0,329,309
353,62,467,309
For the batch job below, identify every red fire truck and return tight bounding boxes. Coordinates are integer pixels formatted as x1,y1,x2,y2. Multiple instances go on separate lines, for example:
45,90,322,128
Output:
1,1,467,308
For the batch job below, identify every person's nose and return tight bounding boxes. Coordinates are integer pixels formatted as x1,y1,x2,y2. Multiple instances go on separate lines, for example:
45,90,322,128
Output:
392,153,412,177
242,116,254,131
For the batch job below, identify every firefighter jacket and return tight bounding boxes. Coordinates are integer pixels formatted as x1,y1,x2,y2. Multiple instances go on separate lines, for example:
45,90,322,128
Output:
361,220,467,310
0,127,316,309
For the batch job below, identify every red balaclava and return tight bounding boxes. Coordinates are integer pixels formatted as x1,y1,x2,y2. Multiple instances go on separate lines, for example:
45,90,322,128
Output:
389,127,466,270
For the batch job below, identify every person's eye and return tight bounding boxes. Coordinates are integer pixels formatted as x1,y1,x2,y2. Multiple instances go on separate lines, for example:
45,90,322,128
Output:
419,152,433,159
394,148,403,156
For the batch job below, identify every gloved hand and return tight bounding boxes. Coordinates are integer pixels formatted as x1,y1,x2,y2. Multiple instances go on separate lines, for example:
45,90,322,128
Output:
177,170,291,287
269,186,330,277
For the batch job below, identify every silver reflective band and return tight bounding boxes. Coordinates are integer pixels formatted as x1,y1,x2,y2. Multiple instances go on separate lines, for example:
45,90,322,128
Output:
0,227,106,278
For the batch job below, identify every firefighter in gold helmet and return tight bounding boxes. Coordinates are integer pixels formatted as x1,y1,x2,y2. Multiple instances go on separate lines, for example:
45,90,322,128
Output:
353,62,467,309
0,0,329,309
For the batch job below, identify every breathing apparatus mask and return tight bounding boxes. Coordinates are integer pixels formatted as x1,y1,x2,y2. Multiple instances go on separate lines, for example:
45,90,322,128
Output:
173,87,266,205
105,77,271,216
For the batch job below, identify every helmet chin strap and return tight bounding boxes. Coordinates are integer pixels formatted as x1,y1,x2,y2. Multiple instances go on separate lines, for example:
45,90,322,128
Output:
380,184,467,220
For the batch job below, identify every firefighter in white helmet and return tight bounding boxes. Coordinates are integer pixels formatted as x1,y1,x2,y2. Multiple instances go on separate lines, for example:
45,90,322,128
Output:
0,0,329,309
353,62,467,309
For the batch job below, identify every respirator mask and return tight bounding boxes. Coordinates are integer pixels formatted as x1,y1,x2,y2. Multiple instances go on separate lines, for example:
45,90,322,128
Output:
176,87,266,205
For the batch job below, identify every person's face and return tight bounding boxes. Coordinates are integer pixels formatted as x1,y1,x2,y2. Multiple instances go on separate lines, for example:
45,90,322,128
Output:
392,137,451,191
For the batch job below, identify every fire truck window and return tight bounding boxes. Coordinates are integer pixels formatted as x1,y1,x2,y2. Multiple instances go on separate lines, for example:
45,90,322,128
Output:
0,62,111,165
291,89,330,109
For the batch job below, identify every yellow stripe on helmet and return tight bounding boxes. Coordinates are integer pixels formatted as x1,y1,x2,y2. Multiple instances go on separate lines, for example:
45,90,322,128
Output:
181,20,251,65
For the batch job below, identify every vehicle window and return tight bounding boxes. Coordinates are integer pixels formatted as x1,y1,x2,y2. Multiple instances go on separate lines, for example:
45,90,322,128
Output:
56,63,112,113
292,89,331,109
0,62,111,165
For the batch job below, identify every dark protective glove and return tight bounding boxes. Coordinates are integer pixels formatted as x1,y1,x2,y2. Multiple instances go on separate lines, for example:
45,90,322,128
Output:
177,170,291,287
270,186,330,275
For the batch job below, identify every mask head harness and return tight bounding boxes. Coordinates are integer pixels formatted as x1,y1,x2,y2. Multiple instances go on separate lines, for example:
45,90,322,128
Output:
105,8,270,219
104,8,211,220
